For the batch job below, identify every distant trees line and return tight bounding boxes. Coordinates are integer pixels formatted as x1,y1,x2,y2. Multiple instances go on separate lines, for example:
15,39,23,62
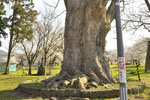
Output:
107,37,150,72
0,0,64,75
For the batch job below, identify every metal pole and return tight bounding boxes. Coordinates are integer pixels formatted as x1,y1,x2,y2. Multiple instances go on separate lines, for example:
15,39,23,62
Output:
114,0,128,100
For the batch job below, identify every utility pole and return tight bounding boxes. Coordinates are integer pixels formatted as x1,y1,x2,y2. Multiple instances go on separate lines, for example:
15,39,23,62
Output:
114,0,128,100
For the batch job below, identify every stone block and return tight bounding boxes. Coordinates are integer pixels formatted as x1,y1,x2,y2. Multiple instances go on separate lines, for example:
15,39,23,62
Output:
65,89,81,97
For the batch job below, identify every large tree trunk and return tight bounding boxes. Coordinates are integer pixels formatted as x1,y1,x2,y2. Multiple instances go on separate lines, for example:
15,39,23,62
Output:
145,41,150,73
41,0,115,89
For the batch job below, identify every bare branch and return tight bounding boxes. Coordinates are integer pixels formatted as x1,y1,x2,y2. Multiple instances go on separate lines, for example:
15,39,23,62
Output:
106,0,115,24
144,0,150,11
44,0,66,21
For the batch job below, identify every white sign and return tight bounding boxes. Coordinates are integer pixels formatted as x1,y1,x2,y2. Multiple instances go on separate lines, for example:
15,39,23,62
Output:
118,57,126,83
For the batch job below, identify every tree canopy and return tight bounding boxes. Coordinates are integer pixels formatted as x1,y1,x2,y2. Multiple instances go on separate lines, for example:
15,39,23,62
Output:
5,0,37,74
0,0,8,37
8,0,37,43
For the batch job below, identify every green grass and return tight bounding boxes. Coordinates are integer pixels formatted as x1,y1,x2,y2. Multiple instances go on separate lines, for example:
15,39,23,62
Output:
0,65,61,100
110,63,150,99
0,64,150,100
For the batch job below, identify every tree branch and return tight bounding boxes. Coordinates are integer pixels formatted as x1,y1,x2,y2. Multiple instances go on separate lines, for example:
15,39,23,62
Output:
144,0,150,11
106,0,115,24
64,0,68,10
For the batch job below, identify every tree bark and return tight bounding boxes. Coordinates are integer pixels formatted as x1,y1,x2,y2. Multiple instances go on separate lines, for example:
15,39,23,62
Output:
5,1,16,74
145,0,150,11
5,35,13,74
37,58,45,75
37,65,45,75
145,41,150,73
44,51,47,76
41,0,115,89
5,24,14,74
28,63,32,75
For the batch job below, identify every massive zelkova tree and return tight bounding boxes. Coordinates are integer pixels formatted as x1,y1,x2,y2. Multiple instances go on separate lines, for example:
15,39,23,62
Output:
41,0,115,89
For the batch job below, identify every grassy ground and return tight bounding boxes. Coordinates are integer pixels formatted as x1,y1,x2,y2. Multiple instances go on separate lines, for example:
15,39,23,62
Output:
0,65,61,100
111,63,150,100
0,64,150,100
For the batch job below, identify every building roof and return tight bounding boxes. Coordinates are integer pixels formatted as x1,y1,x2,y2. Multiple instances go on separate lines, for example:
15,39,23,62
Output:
0,50,18,63
0,50,7,55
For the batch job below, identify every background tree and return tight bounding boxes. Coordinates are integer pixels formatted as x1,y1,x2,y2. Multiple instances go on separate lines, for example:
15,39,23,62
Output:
0,0,8,38
143,0,150,73
41,0,116,89
5,0,37,74
21,23,43,75
125,41,146,63
122,0,150,72
145,41,150,72
36,19,64,75
35,2,64,76
107,49,117,65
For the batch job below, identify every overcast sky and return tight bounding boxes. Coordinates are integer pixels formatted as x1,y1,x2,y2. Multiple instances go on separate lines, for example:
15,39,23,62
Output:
33,0,150,51
0,0,150,52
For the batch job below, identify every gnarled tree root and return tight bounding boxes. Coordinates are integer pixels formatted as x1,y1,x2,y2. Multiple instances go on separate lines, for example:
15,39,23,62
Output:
40,70,114,90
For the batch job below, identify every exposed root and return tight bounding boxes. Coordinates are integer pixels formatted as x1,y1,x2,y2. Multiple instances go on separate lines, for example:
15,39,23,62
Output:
40,70,114,90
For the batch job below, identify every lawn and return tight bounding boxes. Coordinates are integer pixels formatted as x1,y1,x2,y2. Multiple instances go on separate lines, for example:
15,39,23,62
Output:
0,65,61,100
0,64,150,100
111,63,150,99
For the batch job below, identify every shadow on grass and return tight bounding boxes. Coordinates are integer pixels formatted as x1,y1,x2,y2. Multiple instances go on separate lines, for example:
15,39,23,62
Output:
0,89,47,100
111,64,149,81
0,90,23,100
90,97,119,100
127,70,150,77
23,82,43,88
127,78,139,82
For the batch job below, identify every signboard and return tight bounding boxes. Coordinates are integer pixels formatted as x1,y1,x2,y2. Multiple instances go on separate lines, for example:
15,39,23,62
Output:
118,57,126,83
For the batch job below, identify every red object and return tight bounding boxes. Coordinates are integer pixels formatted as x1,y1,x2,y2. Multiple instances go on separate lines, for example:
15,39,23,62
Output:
119,61,126,71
